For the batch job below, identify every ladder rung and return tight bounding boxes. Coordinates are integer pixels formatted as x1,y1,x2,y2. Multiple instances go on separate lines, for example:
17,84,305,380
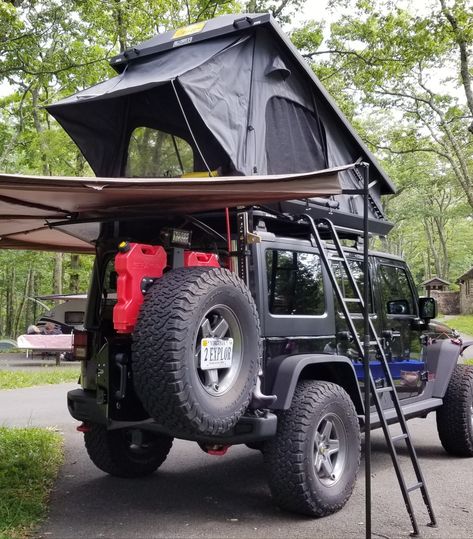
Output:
376,386,394,393
407,482,423,493
328,256,345,261
369,340,379,346
391,433,408,443
343,298,361,303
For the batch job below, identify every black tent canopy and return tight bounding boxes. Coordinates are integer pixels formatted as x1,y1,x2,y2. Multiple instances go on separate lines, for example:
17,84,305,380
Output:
46,13,395,235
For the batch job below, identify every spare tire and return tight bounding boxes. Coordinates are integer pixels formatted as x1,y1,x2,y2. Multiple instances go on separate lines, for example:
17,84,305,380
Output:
132,267,260,436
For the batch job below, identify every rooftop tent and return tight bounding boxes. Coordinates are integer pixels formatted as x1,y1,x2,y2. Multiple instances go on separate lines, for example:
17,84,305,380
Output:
46,13,396,234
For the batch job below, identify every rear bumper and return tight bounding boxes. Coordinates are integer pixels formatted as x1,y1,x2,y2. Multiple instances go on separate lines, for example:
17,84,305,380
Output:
67,388,106,424
67,388,278,443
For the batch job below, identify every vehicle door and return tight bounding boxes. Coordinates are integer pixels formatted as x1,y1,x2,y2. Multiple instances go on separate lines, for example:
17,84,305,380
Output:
255,239,336,391
332,254,380,385
374,259,425,399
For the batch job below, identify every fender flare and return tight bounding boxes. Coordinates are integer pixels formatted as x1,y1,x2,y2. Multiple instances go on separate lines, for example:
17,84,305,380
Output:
267,354,364,414
424,338,465,398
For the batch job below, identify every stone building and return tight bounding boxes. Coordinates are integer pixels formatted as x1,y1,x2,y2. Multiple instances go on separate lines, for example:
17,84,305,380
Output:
420,277,459,315
458,268,473,315
421,277,450,296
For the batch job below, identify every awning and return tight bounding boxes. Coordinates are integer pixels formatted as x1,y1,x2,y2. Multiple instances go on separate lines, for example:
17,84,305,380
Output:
0,165,349,252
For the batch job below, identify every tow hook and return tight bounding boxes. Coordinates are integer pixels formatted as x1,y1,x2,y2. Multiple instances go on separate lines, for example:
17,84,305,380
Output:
76,423,91,433
199,443,230,456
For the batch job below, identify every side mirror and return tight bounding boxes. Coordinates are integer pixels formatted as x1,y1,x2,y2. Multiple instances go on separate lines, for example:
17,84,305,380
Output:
387,299,410,315
419,297,437,321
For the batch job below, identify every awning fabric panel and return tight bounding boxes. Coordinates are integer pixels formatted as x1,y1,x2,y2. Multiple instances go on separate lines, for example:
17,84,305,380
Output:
0,166,347,252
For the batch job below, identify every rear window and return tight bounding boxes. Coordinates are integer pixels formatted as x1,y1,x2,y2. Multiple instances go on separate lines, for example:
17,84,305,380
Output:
126,127,194,177
64,311,84,325
266,249,325,315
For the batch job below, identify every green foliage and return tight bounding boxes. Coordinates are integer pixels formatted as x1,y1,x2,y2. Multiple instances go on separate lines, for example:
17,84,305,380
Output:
437,315,473,336
0,0,472,326
0,427,63,539
0,251,93,337
300,0,473,287
0,367,80,390
290,20,324,53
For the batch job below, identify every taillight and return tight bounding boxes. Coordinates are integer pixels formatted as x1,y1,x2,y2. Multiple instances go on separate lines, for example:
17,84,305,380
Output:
73,330,89,360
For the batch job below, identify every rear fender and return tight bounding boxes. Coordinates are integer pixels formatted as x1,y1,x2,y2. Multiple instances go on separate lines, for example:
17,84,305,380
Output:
268,354,364,414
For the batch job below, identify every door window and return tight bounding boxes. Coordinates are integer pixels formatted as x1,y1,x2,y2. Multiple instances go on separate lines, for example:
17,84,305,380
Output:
379,264,415,316
266,249,325,315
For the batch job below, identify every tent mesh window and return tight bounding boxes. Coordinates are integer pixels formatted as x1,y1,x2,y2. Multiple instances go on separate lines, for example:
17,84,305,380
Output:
126,127,194,178
265,97,327,174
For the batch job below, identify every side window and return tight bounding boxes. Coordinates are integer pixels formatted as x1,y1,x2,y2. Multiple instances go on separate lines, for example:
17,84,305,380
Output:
103,258,117,295
333,258,372,313
379,264,415,316
126,127,194,178
266,249,325,315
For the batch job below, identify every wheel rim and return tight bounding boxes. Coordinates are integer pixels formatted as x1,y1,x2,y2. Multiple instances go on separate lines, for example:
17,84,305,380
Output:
313,412,347,487
194,304,243,396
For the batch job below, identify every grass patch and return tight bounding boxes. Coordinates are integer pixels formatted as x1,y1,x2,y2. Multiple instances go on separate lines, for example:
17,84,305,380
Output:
0,427,63,539
0,368,79,390
438,315,473,335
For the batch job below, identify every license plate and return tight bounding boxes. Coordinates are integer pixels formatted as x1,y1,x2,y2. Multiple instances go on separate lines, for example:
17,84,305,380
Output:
200,338,233,370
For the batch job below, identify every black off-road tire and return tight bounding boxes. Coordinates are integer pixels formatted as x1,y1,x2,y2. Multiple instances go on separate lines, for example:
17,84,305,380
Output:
84,424,173,477
436,364,473,457
264,380,360,517
132,267,260,436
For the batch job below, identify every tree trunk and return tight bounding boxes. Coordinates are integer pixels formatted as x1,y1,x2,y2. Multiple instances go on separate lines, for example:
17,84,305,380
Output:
5,266,15,337
439,0,473,134
31,86,51,176
53,253,63,294
114,0,127,53
25,269,36,327
13,267,32,337
423,219,442,277
69,254,80,293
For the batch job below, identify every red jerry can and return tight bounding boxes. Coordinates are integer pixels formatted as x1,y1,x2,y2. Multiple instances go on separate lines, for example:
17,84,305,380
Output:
113,242,167,333
184,251,220,268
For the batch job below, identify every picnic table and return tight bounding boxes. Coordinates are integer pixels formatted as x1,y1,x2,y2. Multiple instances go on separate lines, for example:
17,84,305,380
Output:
17,334,73,365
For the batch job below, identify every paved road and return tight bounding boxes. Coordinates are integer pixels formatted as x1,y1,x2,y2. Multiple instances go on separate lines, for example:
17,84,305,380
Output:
0,383,472,539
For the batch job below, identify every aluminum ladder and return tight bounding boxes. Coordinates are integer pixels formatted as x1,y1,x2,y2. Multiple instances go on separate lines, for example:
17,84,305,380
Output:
301,214,436,537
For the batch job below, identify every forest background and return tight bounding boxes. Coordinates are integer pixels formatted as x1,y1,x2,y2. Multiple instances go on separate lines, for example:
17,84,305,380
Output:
0,0,472,337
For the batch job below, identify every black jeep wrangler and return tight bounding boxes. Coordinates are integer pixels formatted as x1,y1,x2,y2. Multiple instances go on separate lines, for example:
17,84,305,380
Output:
67,206,473,518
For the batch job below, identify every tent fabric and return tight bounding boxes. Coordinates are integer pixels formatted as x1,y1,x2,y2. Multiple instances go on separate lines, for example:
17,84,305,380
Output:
0,166,346,252
43,13,393,229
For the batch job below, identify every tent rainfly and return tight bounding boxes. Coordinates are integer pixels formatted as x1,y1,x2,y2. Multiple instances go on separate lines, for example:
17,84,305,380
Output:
0,13,395,252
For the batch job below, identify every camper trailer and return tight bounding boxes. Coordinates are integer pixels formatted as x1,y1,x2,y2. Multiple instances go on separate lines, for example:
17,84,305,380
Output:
16,294,87,359
34,294,87,334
